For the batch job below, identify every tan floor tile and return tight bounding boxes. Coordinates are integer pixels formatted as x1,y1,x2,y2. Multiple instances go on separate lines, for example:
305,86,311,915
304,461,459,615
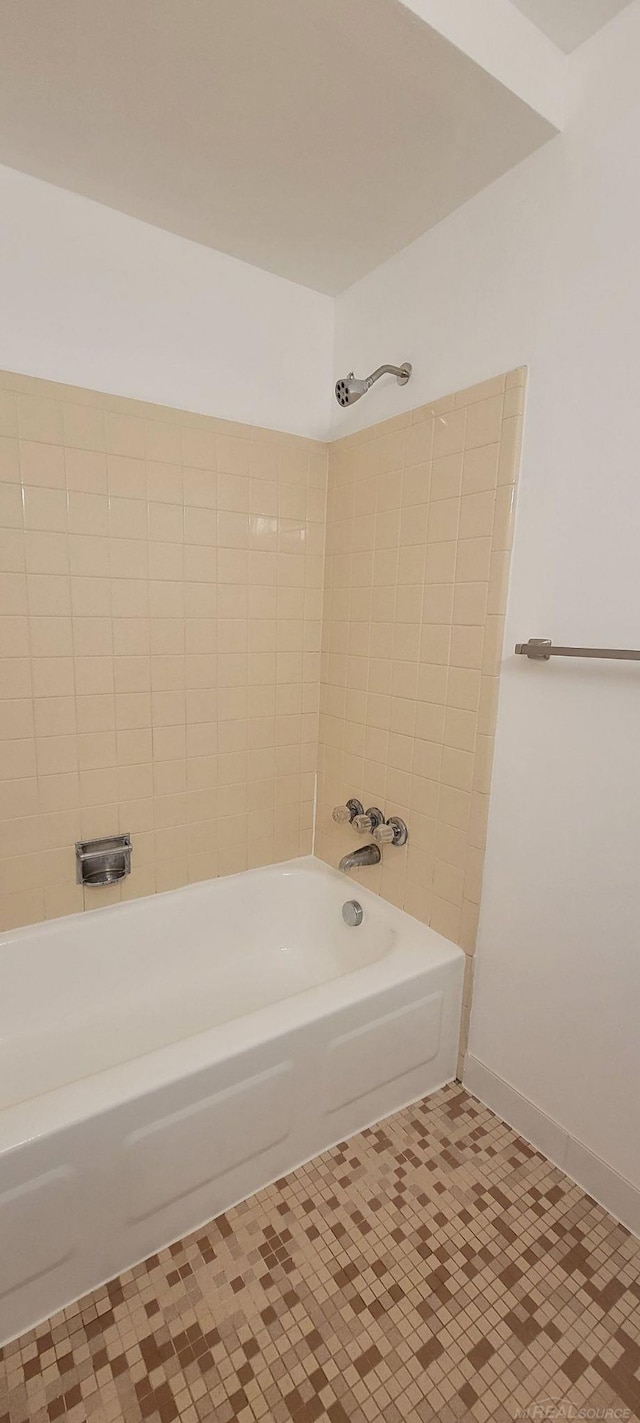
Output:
1,1085,639,1423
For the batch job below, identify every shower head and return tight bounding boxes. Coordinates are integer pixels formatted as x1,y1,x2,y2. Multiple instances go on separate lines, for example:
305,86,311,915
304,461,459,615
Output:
335,362,412,409
334,374,369,407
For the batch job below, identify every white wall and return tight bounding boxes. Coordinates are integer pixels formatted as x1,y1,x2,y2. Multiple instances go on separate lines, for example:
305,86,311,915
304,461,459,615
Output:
0,165,334,440
334,1,640,1190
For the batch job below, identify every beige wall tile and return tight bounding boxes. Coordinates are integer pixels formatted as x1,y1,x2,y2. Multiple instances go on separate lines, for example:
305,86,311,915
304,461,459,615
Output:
0,369,327,928
446,666,481,712
0,437,20,484
107,414,145,461
465,393,504,449
0,657,31,698
62,404,106,455
145,422,181,466
316,367,525,1019
0,484,24,528
20,441,66,489
18,395,64,445
108,454,147,500
0,528,25,573
433,408,466,459
0,361,522,999
23,486,68,533
0,571,28,615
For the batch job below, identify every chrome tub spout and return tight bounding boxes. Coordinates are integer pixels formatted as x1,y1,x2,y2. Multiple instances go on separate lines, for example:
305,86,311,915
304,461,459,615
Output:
338,844,381,874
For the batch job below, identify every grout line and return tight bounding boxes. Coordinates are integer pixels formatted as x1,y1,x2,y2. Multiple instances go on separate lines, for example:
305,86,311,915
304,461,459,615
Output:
311,768,318,855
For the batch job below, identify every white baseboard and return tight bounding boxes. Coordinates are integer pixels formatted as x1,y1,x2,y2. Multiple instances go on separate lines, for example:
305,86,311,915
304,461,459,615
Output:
464,1054,640,1240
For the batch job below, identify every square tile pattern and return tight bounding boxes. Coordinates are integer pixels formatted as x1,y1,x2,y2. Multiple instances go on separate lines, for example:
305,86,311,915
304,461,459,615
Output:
0,370,327,930
2,1086,638,1422
315,372,526,1072
0,367,526,1077
0,369,523,944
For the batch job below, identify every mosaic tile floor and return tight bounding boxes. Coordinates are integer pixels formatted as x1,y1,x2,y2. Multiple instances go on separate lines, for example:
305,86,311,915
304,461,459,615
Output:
1,1085,639,1423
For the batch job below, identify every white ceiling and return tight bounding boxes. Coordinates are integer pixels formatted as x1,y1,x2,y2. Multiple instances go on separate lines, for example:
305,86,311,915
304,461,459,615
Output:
509,0,633,52
0,0,555,295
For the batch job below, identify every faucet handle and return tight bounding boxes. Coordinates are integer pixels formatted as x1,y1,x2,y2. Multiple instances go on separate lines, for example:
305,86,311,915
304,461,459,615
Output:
332,798,364,825
373,816,409,847
353,807,384,834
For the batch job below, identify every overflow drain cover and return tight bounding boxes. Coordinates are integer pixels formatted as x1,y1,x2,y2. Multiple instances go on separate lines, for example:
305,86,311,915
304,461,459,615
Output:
342,899,363,927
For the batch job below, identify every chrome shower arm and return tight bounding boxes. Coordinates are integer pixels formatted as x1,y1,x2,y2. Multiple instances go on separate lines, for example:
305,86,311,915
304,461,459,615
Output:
365,363,411,389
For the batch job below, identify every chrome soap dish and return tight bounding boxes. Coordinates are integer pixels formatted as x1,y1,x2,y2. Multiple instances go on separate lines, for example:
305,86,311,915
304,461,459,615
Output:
75,834,132,887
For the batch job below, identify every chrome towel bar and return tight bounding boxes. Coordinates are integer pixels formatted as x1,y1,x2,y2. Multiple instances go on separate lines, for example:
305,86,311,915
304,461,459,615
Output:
515,638,640,662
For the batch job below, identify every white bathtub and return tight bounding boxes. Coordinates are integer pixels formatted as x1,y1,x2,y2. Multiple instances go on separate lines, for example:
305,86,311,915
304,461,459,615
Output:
0,856,464,1345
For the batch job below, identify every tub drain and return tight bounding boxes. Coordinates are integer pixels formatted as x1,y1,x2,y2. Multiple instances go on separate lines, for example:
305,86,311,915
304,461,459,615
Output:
342,899,363,927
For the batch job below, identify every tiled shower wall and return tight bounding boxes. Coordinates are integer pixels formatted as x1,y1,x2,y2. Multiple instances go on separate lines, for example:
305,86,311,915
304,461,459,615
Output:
0,361,523,1032
315,370,525,1064
0,370,326,929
